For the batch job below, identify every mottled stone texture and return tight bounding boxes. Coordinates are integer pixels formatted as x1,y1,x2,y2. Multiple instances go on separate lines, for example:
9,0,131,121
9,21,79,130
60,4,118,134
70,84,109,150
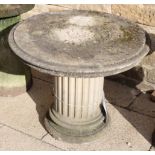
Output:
10,11,149,77
111,5,155,27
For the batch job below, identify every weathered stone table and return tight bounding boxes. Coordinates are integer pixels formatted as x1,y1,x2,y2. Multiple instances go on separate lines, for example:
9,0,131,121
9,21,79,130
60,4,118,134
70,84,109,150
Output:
8,11,150,143
0,4,34,96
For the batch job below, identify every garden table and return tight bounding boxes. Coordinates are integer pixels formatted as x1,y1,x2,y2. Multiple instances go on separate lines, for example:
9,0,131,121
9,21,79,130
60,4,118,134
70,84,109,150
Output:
0,4,34,96
9,11,150,143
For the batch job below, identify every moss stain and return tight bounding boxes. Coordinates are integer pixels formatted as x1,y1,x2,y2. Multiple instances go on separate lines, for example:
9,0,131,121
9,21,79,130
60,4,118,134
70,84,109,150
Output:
120,26,133,41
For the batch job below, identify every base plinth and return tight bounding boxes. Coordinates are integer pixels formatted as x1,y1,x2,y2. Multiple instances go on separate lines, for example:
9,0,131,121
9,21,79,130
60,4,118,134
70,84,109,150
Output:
44,113,108,143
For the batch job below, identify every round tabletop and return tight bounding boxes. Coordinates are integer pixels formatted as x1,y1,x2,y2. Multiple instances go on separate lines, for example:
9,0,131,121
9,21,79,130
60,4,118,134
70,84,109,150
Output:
9,10,149,77
0,4,34,18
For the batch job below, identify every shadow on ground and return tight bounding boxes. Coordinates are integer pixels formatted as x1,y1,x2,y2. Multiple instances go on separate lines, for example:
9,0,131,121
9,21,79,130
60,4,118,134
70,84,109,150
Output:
28,74,54,129
0,25,32,96
105,76,155,144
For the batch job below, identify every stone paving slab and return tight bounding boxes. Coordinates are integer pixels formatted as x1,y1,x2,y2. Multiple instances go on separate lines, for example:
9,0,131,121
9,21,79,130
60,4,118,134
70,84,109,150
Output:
42,103,154,151
0,78,54,139
129,93,155,118
0,125,59,150
104,79,138,108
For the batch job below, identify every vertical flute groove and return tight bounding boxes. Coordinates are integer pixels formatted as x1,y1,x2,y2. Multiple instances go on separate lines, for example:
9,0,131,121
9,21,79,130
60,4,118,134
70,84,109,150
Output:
55,77,58,112
75,78,81,119
69,77,75,118
81,78,83,118
58,77,62,115
67,77,69,117
60,77,64,114
63,77,68,117
76,78,82,119
74,78,76,118
82,78,89,118
93,78,98,117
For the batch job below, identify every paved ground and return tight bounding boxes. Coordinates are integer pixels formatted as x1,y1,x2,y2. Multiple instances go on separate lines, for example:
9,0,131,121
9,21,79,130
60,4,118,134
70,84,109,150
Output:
0,69,154,151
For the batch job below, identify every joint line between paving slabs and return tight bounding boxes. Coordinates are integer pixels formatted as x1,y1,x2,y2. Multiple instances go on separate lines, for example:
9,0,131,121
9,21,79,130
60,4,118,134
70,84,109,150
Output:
0,124,4,129
0,122,65,151
112,102,155,119
41,133,48,140
126,91,142,109
129,109,155,118
148,145,153,151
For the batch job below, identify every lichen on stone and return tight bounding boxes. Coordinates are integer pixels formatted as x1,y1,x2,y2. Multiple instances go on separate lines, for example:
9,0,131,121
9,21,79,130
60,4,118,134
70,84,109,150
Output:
119,25,134,41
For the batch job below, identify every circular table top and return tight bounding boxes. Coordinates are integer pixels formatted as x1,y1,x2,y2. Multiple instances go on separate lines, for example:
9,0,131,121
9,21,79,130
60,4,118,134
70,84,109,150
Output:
0,4,34,18
9,11,149,77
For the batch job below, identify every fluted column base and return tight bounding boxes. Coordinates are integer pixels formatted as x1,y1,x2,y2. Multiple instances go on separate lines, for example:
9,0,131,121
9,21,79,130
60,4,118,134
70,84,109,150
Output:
44,76,108,143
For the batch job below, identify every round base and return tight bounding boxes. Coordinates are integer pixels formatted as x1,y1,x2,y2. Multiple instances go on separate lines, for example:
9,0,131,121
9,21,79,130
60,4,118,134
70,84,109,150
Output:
44,111,109,144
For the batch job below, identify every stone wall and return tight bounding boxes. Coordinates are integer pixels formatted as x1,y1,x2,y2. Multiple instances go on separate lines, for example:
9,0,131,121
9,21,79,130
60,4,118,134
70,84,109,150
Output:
21,4,155,91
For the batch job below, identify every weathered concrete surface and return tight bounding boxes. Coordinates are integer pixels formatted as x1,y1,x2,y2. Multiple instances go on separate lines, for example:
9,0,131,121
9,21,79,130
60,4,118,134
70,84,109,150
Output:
111,5,155,27
0,126,59,150
129,93,155,117
118,24,155,91
9,11,149,77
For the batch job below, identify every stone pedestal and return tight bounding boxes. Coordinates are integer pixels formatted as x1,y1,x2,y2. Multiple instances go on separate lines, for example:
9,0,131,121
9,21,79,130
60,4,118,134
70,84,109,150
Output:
0,5,34,96
9,11,150,143
45,76,107,142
